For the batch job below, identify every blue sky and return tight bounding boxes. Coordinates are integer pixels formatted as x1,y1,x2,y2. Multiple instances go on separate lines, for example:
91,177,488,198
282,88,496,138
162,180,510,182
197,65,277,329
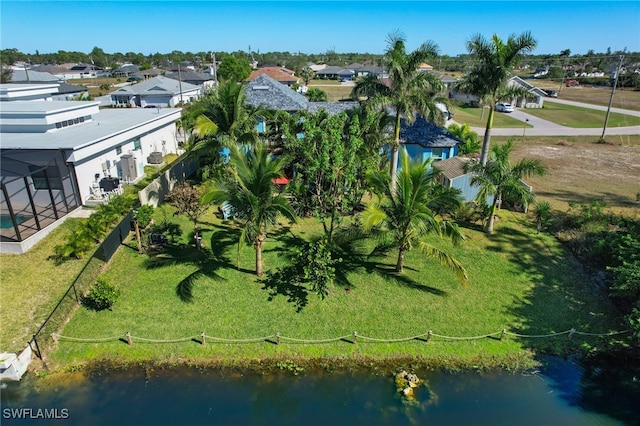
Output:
1,1,638,56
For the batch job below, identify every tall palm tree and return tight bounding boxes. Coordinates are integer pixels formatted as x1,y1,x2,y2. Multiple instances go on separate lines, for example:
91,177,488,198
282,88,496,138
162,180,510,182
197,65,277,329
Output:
202,144,296,276
191,80,263,154
455,32,537,165
363,148,468,285
351,30,444,192
465,140,547,234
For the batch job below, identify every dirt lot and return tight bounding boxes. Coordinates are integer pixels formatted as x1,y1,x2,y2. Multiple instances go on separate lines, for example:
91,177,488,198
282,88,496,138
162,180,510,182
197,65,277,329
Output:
502,135,640,216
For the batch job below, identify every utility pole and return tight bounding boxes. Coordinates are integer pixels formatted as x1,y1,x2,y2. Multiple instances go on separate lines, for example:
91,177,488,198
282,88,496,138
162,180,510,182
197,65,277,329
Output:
601,54,624,141
177,63,184,106
211,51,218,91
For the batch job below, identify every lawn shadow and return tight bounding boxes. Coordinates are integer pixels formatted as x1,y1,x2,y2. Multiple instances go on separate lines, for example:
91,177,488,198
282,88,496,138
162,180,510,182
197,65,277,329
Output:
142,224,247,302
260,264,309,313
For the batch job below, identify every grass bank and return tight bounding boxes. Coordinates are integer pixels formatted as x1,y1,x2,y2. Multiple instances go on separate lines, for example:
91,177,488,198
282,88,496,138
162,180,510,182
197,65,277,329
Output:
48,206,625,371
522,102,640,128
450,105,530,128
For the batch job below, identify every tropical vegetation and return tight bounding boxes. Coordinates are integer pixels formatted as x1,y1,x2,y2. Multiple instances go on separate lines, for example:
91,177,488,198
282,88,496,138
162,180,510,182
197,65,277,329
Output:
352,30,446,191
465,139,547,234
454,32,537,165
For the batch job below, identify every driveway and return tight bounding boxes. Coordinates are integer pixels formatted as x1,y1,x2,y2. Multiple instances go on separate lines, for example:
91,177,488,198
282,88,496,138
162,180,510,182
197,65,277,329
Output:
464,100,640,137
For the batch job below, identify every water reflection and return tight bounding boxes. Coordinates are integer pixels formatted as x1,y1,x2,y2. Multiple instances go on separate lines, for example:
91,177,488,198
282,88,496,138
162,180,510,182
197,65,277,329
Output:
1,356,635,426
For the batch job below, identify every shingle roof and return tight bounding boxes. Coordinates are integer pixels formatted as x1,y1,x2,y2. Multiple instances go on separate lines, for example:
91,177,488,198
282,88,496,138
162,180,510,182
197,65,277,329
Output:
315,66,354,76
165,71,214,82
399,116,461,148
10,70,60,83
245,74,309,111
434,156,471,179
307,101,359,115
110,76,200,96
247,67,298,83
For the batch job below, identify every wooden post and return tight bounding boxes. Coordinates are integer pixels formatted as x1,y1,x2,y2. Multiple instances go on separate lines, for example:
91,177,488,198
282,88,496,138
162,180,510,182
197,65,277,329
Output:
275,332,280,345
353,331,358,344
568,328,576,339
426,330,432,343
201,332,206,345
500,329,506,341
126,332,132,345
133,211,142,252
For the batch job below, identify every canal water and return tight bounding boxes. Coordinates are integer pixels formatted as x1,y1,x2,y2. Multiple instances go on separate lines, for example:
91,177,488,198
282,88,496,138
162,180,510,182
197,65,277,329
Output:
1,356,638,425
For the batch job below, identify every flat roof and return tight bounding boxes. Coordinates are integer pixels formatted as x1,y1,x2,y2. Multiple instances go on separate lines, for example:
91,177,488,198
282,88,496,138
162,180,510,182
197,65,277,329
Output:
0,107,182,150
0,100,99,115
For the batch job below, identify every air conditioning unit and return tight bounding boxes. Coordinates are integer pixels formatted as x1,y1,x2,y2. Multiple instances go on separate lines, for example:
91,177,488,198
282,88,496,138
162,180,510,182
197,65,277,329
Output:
120,154,138,181
147,151,163,164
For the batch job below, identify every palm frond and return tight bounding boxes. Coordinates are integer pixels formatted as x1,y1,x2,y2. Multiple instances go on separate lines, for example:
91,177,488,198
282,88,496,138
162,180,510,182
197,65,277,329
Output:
417,242,469,286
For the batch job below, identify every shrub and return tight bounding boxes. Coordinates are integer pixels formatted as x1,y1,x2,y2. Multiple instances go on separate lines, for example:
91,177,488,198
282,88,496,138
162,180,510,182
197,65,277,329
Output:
135,205,155,229
82,278,121,311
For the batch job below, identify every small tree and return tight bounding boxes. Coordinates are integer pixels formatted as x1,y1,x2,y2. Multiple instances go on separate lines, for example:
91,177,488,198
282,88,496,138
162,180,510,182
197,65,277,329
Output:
166,182,208,230
82,278,121,311
447,123,481,156
533,201,552,233
304,87,327,102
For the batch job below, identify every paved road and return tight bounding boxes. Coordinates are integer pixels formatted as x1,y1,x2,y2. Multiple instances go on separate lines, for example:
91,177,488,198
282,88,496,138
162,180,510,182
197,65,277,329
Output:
461,99,640,137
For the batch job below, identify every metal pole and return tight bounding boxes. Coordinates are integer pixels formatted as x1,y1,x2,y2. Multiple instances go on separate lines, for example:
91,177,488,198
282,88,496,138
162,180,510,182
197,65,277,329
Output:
601,55,624,141
178,64,184,106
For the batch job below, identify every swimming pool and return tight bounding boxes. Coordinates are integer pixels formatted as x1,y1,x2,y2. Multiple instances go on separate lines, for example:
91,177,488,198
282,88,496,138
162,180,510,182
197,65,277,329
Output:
0,214,29,229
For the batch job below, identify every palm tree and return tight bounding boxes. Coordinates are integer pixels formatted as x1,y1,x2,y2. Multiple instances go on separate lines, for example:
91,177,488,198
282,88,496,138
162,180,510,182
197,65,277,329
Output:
455,32,537,165
533,201,552,233
351,30,444,192
446,123,481,156
465,140,547,234
191,80,263,155
363,148,468,285
202,144,296,276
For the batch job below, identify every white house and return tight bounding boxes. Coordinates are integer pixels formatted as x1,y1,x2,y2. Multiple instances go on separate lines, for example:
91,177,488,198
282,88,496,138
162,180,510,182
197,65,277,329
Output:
0,83,182,253
109,76,201,108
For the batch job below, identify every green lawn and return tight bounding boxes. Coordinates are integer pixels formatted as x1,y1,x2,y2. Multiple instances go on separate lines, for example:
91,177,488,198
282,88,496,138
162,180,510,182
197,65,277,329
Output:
523,102,640,128
451,105,531,128
49,205,625,370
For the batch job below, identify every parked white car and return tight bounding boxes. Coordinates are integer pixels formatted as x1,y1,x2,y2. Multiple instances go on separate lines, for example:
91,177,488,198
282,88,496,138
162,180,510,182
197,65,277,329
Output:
495,103,514,113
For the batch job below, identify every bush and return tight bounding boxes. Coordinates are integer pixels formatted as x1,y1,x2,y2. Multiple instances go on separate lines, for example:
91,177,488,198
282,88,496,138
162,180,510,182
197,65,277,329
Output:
135,205,154,229
81,278,121,311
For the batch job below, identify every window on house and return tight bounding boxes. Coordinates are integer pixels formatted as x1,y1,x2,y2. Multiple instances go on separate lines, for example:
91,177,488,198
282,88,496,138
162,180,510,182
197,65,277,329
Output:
116,146,122,155
133,140,141,150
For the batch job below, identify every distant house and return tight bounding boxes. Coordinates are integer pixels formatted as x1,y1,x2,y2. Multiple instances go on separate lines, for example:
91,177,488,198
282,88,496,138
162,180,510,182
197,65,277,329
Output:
112,64,140,78
109,76,201,107
67,63,101,79
247,67,299,87
165,70,216,90
314,66,355,81
0,83,183,253
507,76,547,108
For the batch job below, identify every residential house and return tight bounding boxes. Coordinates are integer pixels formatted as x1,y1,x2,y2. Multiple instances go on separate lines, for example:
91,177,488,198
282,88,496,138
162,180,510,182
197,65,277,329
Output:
165,70,216,90
314,66,355,81
398,115,461,164
0,83,183,253
245,74,359,115
67,63,101,79
247,67,299,87
507,76,547,108
10,69,61,84
112,64,140,78
109,76,201,108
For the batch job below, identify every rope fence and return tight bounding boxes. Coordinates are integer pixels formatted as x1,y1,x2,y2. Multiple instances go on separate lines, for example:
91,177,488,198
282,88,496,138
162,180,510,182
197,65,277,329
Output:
51,327,631,346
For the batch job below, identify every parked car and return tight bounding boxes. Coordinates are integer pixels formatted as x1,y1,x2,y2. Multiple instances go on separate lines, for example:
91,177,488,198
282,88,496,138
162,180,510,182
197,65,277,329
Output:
495,103,514,113
544,90,558,98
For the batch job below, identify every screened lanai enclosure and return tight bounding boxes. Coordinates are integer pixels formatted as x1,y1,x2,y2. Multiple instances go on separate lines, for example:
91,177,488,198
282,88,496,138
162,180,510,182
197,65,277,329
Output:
1,149,80,249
